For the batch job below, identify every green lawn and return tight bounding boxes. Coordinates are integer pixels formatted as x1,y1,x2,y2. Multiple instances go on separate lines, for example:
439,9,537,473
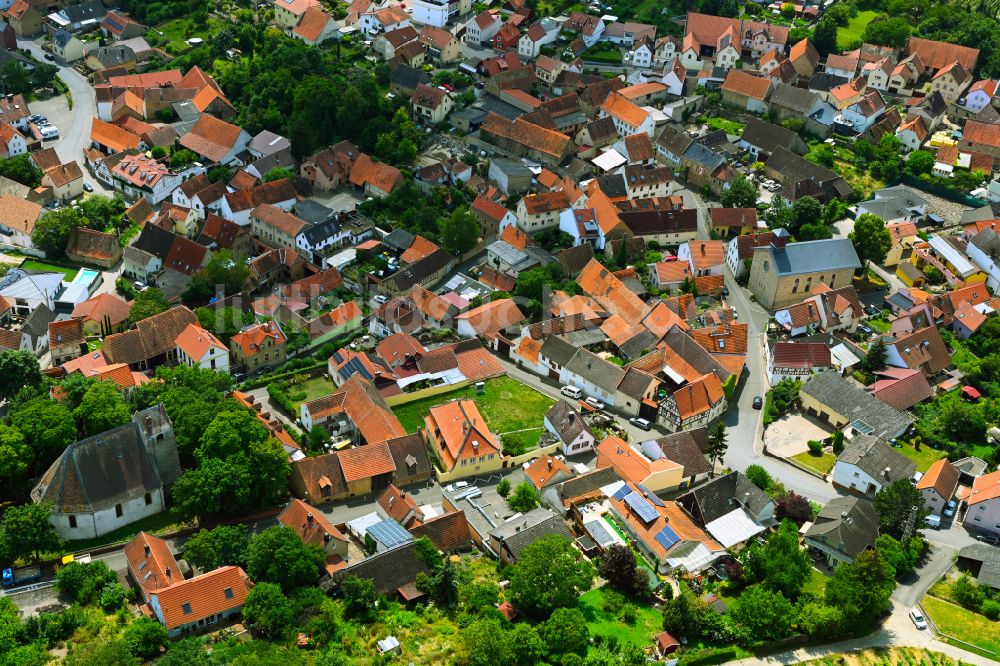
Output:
923,596,1000,655
801,568,830,597
836,10,878,50
393,377,556,442
790,450,836,475
578,587,663,649
289,375,338,411
154,17,226,54
896,441,947,473
64,509,188,554
706,117,745,135
866,316,890,334
20,259,78,280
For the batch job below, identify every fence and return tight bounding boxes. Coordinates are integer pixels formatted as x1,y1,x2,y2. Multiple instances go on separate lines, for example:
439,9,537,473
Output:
896,174,989,209
384,379,475,407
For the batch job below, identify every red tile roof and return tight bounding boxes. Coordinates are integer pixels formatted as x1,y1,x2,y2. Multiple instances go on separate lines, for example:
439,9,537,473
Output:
150,566,250,630
337,441,397,482
179,114,245,163
278,498,347,546
230,321,286,357
124,532,180,601
721,70,771,100
408,510,473,552
175,323,227,359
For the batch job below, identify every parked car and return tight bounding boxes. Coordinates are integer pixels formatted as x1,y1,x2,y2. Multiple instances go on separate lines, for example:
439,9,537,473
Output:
629,417,652,431
721,286,729,296
82,183,94,193
752,396,763,410
560,385,583,399
909,609,927,630
943,500,957,517
44,53,55,61
864,304,881,316
910,471,924,485
585,397,605,410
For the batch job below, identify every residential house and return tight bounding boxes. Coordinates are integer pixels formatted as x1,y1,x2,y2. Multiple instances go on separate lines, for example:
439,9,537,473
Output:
867,368,933,412
102,306,200,371
964,79,998,114
965,470,1000,539
607,481,724,574
492,22,520,52
178,114,250,166
424,399,503,479
738,118,806,160
801,370,914,439
0,194,41,250
465,11,500,45
518,19,560,60
278,498,349,567
250,203,307,250
896,116,929,152
487,507,573,565
41,161,84,202
516,190,571,232
472,195,516,239
109,153,180,204
350,154,402,198
48,318,86,366
30,405,179,540
930,62,972,103
725,230,786,278
600,92,656,137
293,6,338,45
765,341,833,385
525,455,574,492
479,113,573,166
881,325,950,377
804,495,880,567
147,566,251,638
967,227,1000,291
410,83,454,124
419,26,461,63
299,141,361,193
65,227,122,269
917,458,959,517
721,70,771,113
220,179,298,226
123,532,180,604
595,435,682,493
678,239,725,276
71,293,131,336
543,399,596,456
773,284,863,336
677,471,775,548
789,38,819,78
455,298,524,339
961,120,1000,159
6,0,44,37
175,323,229,374
707,208,758,238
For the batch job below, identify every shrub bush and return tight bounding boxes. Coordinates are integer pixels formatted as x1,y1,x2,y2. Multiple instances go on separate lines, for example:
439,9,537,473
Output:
981,599,1000,620
807,440,824,455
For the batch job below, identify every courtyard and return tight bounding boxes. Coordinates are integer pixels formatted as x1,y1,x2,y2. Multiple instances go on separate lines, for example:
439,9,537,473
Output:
763,413,833,458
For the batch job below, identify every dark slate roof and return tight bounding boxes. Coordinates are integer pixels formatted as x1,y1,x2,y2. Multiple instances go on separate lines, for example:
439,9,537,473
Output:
766,146,853,198
384,228,416,252
488,507,573,561
656,124,694,156
565,347,627,392
677,471,773,526
30,405,179,513
545,399,595,444
22,304,55,340
556,243,594,277
805,495,880,559
62,0,105,23
540,334,579,367
683,142,725,170
740,117,801,154
328,541,429,595
760,238,861,275
385,248,455,292
597,173,627,199
552,467,621,505
299,218,341,245
390,63,429,92
808,72,847,93
132,222,175,261
801,370,914,439
649,428,712,477
958,543,1000,589
618,329,659,360
836,434,916,485
769,82,818,113
385,433,433,479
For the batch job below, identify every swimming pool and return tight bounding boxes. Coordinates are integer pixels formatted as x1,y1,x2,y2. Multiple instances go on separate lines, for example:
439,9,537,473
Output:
72,268,101,285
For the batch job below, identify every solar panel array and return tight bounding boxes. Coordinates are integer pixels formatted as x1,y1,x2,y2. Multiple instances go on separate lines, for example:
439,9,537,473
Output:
654,525,680,551
611,484,632,501
624,491,659,524
586,520,617,548
367,519,412,548
340,355,374,381
637,483,665,507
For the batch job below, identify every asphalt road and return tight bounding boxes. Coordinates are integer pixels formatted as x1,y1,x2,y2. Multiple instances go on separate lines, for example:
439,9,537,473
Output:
17,37,107,193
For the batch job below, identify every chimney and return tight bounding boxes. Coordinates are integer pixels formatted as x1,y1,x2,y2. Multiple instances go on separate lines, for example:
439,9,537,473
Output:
144,544,151,557
165,567,171,579
323,533,331,544
307,512,314,525
547,458,553,470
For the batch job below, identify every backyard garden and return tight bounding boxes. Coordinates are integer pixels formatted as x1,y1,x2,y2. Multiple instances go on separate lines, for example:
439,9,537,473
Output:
392,377,556,454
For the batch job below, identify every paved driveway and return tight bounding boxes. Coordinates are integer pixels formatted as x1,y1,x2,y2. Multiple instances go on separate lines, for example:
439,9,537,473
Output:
763,413,832,458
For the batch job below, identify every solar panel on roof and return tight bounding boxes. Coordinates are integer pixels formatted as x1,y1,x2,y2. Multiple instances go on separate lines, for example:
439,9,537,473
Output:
654,525,680,551
637,484,665,507
612,484,631,501
367,519,412,548
586,520,616,548
624,492,659,524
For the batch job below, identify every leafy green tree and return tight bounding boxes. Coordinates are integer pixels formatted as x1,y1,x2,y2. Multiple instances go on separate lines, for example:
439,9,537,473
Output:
31,208,83,257
172,457,252,519
79,195,125,231
745,464,773,491
0,423,29,489
953,573,984,611
769,378,801,415
430,556,460,608
745,519,811,598
196,409,270,463
0,154,43,187
439,206,480,257
243,582,295,638
99,582,130,611
720,175,757,208
660,594,707,640
599,543,645,595
875,534,924,578
540,607,590,657
181,525,251,571
907,150,935,176
65,638,139,666
169,149,198,169
128,288,171,324
509,623,545,665
0,350,42,401
497,478,512,498
74,381,131,437
59,373,97,410
462,617,513,666
705,421,728,475
1,502,61,562
731,585,795,641
246,526,326,592
862,16,911,48
850,213,892,267
509,534,596,616
791,196,824,235
123,618,167,659
775,492,812,525
507,482,540,513
825,549,895,629
862,337,888,373
810,145,835,168
183,249,251,304
873,479,928,540
797,602,844,637
194,306,254,345
265,167,295,182
55,561,117,605
340,575,377,621
813,17,838,56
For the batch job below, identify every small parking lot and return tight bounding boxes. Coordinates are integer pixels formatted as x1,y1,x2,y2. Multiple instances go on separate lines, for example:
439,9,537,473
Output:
308,189,365,213
764,413,833,458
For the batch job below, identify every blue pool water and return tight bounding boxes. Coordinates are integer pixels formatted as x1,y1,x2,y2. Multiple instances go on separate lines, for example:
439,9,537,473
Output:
73,268,100,285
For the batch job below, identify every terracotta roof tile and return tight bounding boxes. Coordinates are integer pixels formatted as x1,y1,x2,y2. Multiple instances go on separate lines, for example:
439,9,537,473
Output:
425,399,500,469
175,323,227,359
601,92,649,128
967,470,1000,506
124,532,180,601
673,372,725,420
455,298,524,337
721,70,771,100
179,114,244,163
150,566,250,630
408,510,473,552
90,118,141,152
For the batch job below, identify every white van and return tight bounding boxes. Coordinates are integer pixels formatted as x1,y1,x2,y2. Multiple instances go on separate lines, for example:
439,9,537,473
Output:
560,385,583,399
